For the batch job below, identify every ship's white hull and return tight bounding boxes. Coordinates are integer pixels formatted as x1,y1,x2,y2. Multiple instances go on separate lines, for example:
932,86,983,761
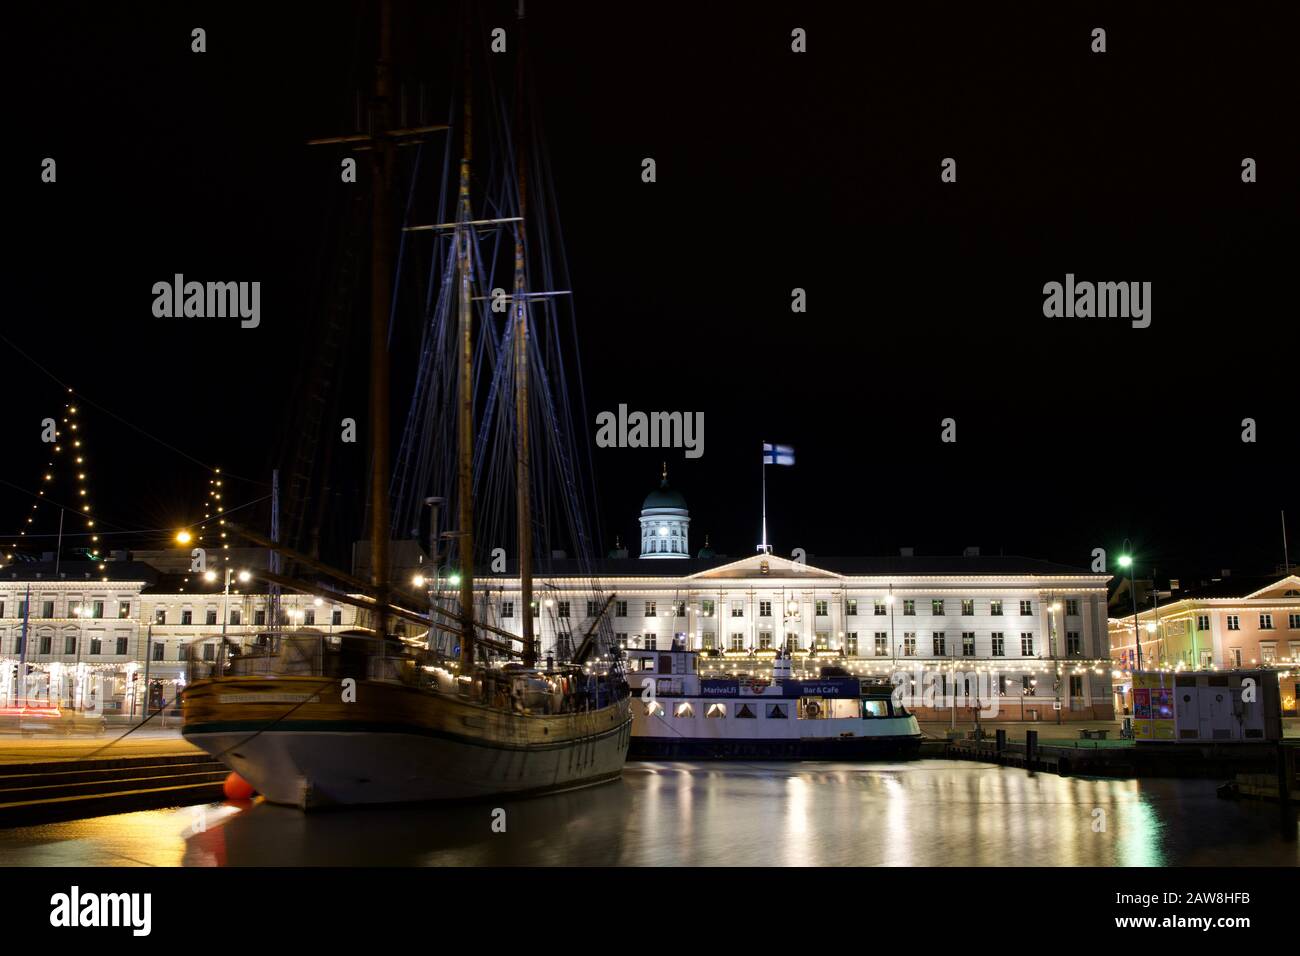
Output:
188,723,631,808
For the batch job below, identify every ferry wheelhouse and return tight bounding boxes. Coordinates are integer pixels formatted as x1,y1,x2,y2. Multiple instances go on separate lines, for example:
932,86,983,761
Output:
627,642,921,759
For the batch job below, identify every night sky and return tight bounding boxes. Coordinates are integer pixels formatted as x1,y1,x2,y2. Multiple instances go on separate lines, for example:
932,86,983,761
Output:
7,2,1297,583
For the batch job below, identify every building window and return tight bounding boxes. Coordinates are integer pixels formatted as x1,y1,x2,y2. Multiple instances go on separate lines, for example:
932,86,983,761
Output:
701,600,715,617
615,600,628,617
903,600,915,616
254,609,266,626
67,601,82,619
1067,631,1081,655
614,633,629,648
700,633,714,650
731,601,744,618
500,601,514,619
991,633,1004,656
815,600,828,616
874,600,887,616
332,609,342,626
759,600,772,617
815,631,829,649
113,600,128,619
557,601,570,618
1019,600,1032,616
846,599,858,616
90,638,102,655
644,601,656,617
154,642,165,661
961,599,974,616
758,631,773,649
1259,614,1273,630
843,633,858,655
40,635,52,654
729,632,745,651
1022,675,1036,696
1020,633,1034,656
1260,643,1276,665
154,607,166,625
962,632,975,656
1231,648,1242,667
931,600,944,616
230,609,241,626
90,600,104,618
43,601,55,618
1197,614,1211,631
1069,675,1084,699
65,635,76,655
903,634,916,656
1066,599,1080,616
205,609,218,626
785,633,801,651
1226,615,1240,631
1289,614,1300,630
674,601,686,617
181,610,193,626
16,600,25,618
203,643,215,662
115,636,128,655
303,609,315,626
932,633,946,656
874,633,888,656
643,633,658,651
990,600,1003,616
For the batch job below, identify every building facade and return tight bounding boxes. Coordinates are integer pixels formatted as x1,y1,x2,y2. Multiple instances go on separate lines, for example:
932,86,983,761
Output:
0,561,360,717
1108,573,1300,715
477,551,1115,722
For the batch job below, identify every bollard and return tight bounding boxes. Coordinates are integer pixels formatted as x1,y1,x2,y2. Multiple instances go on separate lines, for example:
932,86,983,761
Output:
1026,729,1038,770
995,728,1006,755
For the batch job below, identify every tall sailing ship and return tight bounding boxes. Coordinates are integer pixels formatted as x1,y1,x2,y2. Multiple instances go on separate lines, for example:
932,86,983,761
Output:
181,1,632,808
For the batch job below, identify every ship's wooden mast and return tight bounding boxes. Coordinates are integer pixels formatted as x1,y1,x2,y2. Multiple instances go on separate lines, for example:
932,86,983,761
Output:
514,0,535,667
456,11,477,669
369,0,396,638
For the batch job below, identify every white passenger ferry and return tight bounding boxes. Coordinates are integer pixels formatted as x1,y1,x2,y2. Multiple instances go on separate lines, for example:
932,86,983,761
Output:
626,642,922,760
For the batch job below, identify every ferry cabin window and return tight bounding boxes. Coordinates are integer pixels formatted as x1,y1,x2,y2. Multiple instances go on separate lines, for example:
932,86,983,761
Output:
706,702,727,719
645,701,664,718
765,703,789,719
637,656,655,672
800,698,827,719
862,699,889,718
675,702,694,718
658,655,673,674
736,703,757,718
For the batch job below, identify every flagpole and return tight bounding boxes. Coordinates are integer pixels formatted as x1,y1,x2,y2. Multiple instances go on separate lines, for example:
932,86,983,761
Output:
760,445,768,554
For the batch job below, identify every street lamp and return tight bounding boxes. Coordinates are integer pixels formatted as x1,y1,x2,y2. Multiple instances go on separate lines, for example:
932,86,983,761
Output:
205,567,250,642
1119,542,1141,673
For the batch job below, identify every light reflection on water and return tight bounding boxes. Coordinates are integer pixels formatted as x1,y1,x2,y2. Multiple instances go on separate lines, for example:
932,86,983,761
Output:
1,760,1295,866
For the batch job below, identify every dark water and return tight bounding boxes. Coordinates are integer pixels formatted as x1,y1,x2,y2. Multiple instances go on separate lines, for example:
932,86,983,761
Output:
2,760,1296,866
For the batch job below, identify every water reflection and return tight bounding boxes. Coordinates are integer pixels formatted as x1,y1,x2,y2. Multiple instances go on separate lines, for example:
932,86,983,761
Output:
2,760,1295,866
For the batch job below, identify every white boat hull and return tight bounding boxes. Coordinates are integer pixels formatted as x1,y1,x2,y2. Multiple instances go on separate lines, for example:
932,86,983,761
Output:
188,722,631,808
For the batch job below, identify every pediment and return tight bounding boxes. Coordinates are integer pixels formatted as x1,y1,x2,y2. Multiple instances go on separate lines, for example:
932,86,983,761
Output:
688,554,843,581
1243,575,1300,601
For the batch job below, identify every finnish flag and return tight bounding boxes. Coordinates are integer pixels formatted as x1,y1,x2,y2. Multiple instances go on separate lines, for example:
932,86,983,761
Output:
762,443,795,466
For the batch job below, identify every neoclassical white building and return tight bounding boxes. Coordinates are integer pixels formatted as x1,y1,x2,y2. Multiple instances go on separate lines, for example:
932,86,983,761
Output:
0,560,360,717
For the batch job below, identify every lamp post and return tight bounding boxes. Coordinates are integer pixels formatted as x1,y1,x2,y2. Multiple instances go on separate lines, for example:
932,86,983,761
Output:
205,567,251,643
1118,543,1141,672
1048,599,1062,725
